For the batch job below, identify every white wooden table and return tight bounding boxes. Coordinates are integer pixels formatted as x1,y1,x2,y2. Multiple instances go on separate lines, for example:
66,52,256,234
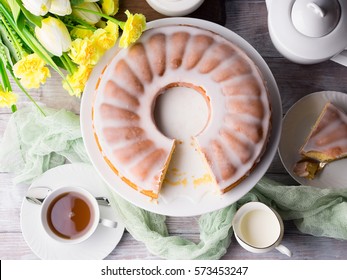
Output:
1,0,347,259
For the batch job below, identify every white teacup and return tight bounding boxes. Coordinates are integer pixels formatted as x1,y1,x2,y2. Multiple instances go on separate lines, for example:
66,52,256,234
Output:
26,186,117,244
232,202,291,257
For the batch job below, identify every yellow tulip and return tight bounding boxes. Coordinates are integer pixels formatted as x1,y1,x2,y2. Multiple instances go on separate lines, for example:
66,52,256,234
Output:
101,0,119,16
22,0,51,16
35,17,72,56
49,0,72,16
72,2,102,25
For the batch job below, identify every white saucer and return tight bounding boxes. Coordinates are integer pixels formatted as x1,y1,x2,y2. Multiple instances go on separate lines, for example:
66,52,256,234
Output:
20,163,125,259
279,91,347,189
81,18,282,217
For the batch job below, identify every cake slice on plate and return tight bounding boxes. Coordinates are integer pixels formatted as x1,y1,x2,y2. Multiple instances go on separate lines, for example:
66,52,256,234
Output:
294,102,347,179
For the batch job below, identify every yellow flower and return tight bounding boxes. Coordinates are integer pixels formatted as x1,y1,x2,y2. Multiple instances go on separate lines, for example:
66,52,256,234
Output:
70,26,94,39
63,65,93,97
119,10,146,48
104,20,119,35
91,21,119,51
68,38,101,66
0,86,17,108
101,0,119,16
13,53,51,89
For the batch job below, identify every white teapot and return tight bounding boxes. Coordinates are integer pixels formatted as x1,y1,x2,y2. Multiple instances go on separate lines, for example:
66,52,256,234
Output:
266,0,347,66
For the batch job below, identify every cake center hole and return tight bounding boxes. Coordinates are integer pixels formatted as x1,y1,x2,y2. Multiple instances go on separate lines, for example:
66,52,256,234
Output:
153,85,210,140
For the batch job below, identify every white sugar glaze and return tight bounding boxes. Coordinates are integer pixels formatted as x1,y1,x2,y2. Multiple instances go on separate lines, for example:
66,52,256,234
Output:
92,25,271,197
301,103,347,159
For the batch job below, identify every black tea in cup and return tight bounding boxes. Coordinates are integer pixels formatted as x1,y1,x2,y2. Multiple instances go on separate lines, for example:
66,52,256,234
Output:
46,192,95,240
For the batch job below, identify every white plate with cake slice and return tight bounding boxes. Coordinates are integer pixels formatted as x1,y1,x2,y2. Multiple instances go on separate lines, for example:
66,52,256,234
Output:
81,18,282,217
279,91,347,189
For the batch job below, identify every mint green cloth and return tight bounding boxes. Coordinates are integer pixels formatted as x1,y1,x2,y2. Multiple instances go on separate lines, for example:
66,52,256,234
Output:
0,107,89,184
1,106,347,259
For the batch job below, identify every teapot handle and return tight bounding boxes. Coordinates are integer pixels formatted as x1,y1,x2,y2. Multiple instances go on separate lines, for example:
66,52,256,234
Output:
331,50,347,67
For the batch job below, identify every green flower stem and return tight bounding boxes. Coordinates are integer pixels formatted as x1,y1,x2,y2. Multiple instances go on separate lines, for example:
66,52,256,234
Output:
0,58,16,113
11,73,46,116
60,53,77,75
73,7,125,30
58,14,97,31
64,23,96,30
0,58,11,89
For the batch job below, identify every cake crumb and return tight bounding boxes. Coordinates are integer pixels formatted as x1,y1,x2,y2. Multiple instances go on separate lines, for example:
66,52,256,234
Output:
164,177,188,187
193,173,213,188
149,198,159,205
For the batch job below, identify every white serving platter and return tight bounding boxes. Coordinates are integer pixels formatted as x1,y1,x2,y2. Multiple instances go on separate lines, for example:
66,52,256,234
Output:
81,18,282,217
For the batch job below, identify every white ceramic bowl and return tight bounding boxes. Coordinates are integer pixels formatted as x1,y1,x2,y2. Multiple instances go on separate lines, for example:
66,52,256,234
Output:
146,0,205,16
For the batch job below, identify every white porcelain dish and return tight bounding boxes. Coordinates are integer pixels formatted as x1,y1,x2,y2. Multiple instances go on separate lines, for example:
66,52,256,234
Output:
146,0,204,16
20,163,125,260
279,91,347,189
80,18,282,217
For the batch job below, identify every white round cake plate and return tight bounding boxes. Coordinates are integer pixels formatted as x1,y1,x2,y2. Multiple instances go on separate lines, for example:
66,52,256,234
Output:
81,18,282,217
20,163,125,259
279,91,347,189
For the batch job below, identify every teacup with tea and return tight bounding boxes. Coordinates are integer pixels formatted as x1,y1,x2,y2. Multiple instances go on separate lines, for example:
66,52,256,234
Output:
26,186,117,244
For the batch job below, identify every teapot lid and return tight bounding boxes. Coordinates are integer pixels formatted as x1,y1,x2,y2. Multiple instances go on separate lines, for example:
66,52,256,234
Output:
267,0,347,63
292,0,340,37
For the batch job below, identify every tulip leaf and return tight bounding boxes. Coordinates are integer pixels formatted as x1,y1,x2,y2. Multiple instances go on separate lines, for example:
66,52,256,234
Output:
0,35,14,67
71,0,85,6
0,13,26,62
14,0,42,27
5,0,20,21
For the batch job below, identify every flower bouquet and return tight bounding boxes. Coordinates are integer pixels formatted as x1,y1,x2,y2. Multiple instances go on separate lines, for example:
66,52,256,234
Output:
0,0,146,114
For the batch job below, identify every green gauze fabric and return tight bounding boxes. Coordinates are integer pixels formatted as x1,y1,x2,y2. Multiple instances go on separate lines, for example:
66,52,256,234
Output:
0,107,89,184
1,106,347,259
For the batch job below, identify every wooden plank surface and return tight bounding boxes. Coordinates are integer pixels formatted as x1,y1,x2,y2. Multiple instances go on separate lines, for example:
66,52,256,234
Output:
1,0,347,260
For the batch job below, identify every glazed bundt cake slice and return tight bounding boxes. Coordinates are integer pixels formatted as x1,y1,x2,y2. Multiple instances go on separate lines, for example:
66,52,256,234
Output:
294,102,347,179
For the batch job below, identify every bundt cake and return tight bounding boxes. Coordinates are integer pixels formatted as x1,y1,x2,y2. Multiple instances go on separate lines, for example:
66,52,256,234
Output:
294,102,347,179
92,25,272,198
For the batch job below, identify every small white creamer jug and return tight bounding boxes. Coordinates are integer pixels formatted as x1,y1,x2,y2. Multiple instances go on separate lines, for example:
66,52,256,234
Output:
232,202,292,257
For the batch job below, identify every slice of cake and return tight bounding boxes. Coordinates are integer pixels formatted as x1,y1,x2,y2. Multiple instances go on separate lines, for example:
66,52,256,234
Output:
294,102,347,179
